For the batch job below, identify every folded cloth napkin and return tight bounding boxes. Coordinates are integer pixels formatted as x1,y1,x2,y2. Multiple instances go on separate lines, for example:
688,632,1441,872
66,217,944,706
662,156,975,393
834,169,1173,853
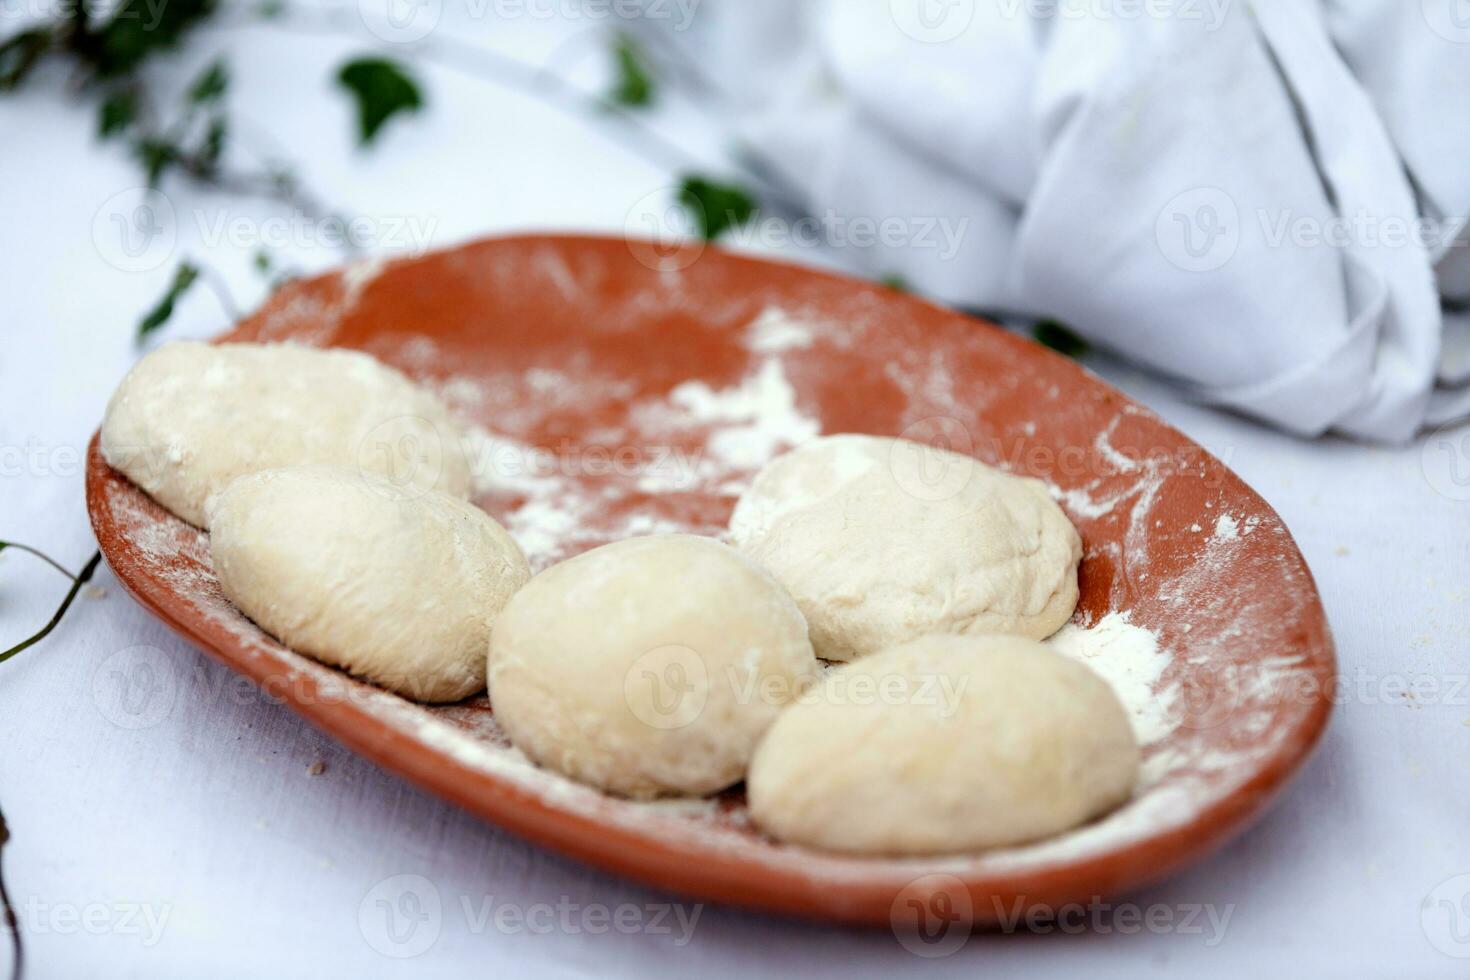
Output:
632,0,1470,442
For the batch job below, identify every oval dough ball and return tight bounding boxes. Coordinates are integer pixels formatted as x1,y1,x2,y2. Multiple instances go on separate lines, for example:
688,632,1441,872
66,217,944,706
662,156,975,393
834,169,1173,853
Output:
211,466,529,703
489,535,819,799
748,635,1139,855
729,434,1081,661
101,341,471,527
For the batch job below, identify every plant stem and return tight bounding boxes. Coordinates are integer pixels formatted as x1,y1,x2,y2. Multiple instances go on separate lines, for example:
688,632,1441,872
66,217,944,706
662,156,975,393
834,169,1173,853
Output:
0,803,19,980
0,552,102,666
0,542,77,581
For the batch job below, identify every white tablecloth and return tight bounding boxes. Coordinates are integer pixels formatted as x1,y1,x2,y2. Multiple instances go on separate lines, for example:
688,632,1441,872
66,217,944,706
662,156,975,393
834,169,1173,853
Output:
2,12,1467,979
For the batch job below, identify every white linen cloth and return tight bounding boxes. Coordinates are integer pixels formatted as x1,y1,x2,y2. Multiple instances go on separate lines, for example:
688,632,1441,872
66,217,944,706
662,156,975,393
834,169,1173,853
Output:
634,0,1470,442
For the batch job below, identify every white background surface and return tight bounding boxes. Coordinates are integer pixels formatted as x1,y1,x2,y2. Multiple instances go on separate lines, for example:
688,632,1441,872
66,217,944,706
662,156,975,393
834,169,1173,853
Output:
2,10,1468,978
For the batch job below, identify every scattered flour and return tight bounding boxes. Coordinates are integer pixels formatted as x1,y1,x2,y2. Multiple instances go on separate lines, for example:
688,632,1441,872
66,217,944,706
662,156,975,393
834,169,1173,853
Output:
668,358,820,470
1047,613,1177,748
746,307,815,354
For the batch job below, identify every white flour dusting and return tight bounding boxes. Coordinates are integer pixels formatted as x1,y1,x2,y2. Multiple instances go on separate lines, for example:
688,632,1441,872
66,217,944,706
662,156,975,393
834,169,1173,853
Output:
746,307,815,354
1047,613,1176,748
667,358,820,470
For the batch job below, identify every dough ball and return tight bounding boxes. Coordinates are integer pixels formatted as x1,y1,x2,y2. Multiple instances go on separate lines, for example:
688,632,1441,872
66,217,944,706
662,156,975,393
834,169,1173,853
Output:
747,635,1139,855
730,435,1081,661
102,341,471,528
211,466,529,703
488,535,819,799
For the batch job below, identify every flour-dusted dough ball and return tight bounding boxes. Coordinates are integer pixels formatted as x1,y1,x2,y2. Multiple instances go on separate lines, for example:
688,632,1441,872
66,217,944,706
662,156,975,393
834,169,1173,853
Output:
211,466,529,703
101,341,472,528
488,535,820,799
729,434,1082,661
748,635,1139,855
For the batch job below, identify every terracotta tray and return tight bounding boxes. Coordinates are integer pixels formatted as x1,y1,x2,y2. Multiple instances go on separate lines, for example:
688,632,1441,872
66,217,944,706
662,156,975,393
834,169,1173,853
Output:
85,234,1335,929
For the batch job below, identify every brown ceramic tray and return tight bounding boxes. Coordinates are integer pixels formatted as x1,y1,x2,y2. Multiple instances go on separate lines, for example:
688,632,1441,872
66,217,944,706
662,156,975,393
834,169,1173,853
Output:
86,234,1335,929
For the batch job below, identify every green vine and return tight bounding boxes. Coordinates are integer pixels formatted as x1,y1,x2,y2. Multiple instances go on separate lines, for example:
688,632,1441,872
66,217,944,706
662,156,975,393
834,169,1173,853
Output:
0,543,103,665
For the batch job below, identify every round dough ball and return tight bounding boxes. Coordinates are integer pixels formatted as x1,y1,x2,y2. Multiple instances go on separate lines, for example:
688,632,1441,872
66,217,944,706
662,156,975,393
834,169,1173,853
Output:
729,434,1081,661
489,535,819,799
102,341,471,528
748,635,1139,855
211,465,529,703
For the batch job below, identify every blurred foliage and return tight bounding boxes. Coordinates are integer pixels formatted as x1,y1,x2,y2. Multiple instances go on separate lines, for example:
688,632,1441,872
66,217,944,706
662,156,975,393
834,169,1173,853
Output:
0,4,761,330
609,33,654,108
136,261,201,341
1033,319,1090,358
678,176,757,240
337,57,424,147
0,0,217,88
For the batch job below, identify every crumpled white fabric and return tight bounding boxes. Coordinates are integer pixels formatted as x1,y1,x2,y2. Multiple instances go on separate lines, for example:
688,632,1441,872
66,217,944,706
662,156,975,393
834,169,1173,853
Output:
634,0,1470,442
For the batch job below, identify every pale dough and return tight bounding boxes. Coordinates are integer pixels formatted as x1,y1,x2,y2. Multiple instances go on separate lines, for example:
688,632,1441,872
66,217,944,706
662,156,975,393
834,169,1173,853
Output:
729,434,1082,661
210,466,529,703
488,535,819,799
101,341,471,528
746,634,1140,855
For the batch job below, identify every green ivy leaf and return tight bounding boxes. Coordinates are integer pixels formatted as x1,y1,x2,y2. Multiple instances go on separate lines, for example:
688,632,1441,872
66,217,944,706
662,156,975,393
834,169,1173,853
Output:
609,34,654,108
137,262,201,343
91,0,218,79
187,58,228,104
879,274,911,293
0,28,53,91
134,137,182,187
678,176,756,241
198,115,228,173
336,57,423,147
97,89,138,139
1032,319,1090,359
